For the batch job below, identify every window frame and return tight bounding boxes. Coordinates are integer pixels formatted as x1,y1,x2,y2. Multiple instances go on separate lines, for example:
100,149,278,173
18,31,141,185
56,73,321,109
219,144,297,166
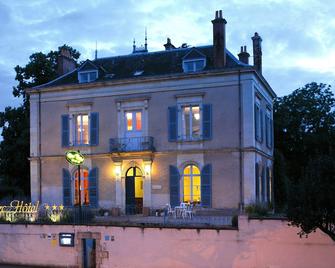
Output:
182,164,201,203
180,104,202,141
78,70,98,83
182,58,206,73
73,168,90,206
73,113,90,146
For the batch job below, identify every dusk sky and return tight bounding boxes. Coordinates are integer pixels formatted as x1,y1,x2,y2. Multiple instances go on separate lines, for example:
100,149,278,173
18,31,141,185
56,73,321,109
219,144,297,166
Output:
0,0,334,112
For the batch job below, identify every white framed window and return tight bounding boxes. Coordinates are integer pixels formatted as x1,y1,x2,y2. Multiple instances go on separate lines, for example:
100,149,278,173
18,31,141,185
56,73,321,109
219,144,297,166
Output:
74,114,89,145
183,164,201,203
125,111,142,132
78,70,98,83
182,59,206,73
181,104,201,140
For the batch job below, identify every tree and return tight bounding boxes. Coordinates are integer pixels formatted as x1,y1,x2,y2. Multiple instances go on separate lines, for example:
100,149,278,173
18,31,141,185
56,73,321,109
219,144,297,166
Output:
0,45,80,198
287,155,335,241
274,82,335,241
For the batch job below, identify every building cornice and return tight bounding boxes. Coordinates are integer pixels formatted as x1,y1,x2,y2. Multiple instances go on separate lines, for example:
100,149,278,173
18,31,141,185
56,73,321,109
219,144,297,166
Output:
26,67,275,99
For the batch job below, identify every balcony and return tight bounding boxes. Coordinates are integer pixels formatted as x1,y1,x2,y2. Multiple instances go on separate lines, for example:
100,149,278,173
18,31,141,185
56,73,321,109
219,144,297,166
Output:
110,136,154,153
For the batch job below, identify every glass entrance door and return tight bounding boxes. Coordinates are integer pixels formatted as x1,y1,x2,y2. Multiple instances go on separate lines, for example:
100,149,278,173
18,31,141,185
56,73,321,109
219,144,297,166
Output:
82,238,96,268
125,167,143,214
124,111,142,150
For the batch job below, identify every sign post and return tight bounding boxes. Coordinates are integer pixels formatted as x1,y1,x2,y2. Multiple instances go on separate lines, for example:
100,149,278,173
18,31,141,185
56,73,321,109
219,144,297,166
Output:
65,150,85,222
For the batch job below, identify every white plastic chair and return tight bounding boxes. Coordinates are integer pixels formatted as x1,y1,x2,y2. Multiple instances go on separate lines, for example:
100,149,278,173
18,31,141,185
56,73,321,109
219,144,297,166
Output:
166,204,176,218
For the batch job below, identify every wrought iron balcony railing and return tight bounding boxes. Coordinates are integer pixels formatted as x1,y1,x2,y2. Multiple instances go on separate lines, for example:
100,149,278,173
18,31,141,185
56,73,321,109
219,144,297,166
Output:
109,136,154,153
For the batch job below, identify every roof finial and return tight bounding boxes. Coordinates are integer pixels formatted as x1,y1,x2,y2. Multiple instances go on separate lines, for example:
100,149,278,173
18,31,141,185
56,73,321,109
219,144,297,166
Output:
145,27,148,52
95,41,98,60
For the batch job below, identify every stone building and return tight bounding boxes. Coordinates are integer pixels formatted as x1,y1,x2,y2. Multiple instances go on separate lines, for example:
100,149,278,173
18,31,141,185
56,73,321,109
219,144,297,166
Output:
27,10,275,214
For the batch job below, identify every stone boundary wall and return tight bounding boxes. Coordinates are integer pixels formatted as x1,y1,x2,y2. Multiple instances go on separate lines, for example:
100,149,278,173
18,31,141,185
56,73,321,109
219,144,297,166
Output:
0,216,334,268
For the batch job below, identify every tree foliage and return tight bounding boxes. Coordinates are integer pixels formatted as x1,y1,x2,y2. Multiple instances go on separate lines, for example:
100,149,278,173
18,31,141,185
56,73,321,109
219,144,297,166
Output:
274,82,335,240
0,45,80,198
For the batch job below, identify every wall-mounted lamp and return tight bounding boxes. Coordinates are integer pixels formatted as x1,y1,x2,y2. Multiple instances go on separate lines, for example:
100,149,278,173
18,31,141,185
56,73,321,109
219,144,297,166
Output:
115,165,121,177
144,164,151,176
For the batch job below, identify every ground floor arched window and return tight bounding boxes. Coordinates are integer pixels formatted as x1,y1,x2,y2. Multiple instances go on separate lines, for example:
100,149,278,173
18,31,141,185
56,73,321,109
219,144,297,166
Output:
183,164,201,203
74,168,89,205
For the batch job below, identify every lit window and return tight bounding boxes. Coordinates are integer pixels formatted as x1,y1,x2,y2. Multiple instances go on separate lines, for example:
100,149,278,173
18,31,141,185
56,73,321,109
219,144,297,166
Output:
181,105,201,140
183,59,206,73
125,111,142,132
75,114,89,145
183,165,201,203
78,71,98,83
126,112,133,131
74,169,89,205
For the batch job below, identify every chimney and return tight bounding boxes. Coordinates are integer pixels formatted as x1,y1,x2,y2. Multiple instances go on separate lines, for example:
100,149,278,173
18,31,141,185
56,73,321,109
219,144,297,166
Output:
57,48,76,76
252,32,262,73
212,10,227,68
164,38,176,50
238,46,250,64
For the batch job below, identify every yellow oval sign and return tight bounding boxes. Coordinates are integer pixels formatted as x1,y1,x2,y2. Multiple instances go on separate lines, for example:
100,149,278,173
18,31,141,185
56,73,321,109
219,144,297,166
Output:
65,150,85,165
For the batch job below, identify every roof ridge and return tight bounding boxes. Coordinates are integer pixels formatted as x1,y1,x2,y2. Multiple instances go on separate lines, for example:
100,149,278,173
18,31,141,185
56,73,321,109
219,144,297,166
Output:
93,45,213,62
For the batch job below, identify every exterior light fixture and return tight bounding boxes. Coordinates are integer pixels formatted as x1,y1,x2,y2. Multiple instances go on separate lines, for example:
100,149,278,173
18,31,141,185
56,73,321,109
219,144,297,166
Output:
144,164,151,176
115,165,121,177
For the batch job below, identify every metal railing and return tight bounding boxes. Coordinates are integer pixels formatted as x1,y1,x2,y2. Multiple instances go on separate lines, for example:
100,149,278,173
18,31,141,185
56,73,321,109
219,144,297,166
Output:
109,136,154,152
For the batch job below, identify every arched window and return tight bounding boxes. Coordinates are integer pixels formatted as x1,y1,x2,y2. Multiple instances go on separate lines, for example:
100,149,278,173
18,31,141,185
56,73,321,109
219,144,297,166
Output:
74,168,89,205
183,164,201,203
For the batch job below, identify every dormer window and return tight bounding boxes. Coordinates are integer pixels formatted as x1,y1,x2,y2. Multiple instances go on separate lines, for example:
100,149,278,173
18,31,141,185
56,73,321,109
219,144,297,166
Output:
78,70,98,83
183,59,206,73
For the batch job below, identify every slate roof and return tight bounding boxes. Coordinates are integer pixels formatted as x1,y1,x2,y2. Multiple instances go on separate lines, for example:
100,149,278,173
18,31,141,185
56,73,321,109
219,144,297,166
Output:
40,45,251,88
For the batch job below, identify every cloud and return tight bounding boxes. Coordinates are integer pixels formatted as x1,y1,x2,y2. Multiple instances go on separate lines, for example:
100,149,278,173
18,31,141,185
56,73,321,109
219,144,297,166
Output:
0,0,334,112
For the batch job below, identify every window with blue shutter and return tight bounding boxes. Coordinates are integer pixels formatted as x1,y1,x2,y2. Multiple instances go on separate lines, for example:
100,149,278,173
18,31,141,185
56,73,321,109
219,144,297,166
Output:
89,167,99,207
62,168,72,206
168,106,178,142
266,167,270,202
255,163,259,202
261,166,266,202
254,104,259,141
270,118,273,148
90,112,99,146
61,115,70,147
260,108,264,143
201,164,212,207
169,165,180,207
202,104,212,140
265,114,269,147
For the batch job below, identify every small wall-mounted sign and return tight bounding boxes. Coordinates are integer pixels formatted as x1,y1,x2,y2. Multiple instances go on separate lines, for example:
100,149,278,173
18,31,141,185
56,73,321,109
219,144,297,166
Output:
152,185,162,190
59,233,75,247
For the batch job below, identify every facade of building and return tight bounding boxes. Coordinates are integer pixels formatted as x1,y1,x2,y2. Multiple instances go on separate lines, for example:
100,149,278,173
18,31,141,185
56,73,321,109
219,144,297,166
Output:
28,10,275,214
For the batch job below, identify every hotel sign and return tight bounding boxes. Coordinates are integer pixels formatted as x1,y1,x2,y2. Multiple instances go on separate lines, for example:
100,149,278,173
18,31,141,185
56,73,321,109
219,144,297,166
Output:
65,150,85,165
0,200,39,222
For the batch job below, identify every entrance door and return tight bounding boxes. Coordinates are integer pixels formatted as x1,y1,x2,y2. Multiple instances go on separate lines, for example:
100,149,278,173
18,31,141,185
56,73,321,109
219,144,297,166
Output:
125,167,143,214
82,238,96,268
124,111,142,150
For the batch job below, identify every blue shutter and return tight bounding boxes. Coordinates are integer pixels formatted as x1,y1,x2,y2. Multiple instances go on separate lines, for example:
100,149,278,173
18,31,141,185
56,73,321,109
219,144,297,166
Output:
270,118,273,148
89,167,99,207
61,115,70,147
90,112,99,146
266,167,270,203
254,104,259,141
62,168,72,206
261,166,266,202
169,165,180,207
202,104,212,140
265,115,269,147
201,164,212,207
255,163,259,202
260,109,264,143
168,106,178,142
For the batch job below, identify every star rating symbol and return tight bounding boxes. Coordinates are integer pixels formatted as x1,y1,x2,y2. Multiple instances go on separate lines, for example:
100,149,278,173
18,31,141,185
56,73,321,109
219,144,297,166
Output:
52,204,57,210
59,205,64,211
45,204,50,210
